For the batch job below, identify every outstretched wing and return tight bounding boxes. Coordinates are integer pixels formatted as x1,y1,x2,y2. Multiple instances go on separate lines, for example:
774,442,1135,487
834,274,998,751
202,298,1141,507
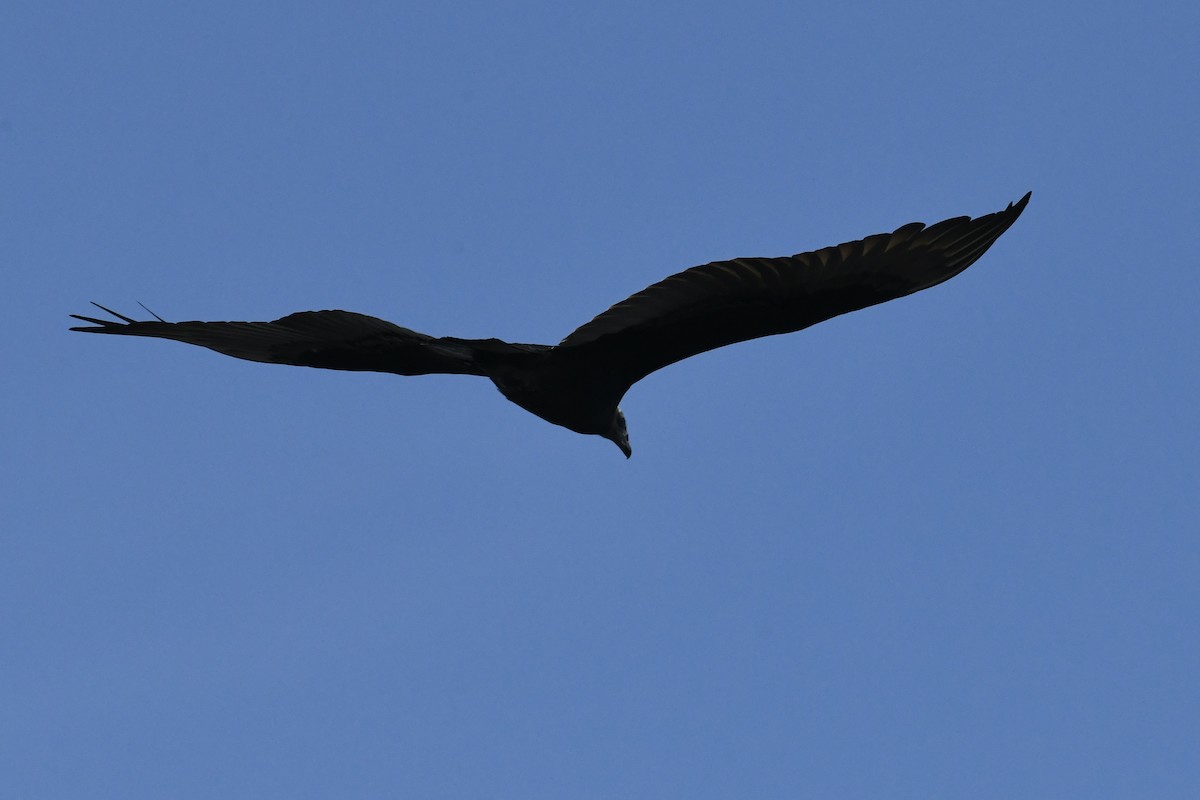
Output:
559,193,1030,394
70,305,492,376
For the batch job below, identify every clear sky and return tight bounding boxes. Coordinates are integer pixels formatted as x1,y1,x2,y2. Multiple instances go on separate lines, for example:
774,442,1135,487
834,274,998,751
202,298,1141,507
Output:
4,2,1197,797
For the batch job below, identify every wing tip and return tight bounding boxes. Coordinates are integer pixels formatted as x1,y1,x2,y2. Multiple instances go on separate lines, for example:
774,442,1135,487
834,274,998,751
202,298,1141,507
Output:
69,302,147,332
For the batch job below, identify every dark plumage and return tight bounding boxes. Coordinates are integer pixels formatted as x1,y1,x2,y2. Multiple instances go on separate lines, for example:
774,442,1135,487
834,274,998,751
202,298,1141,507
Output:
71,193,1030,457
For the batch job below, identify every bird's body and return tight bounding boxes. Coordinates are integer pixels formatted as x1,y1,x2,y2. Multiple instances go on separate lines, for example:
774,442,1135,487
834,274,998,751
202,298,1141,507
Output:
72,193,1030,457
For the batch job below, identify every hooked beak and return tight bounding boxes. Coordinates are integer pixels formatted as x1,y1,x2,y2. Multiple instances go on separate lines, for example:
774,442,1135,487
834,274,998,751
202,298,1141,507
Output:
607,409,631,458
606,430,632,459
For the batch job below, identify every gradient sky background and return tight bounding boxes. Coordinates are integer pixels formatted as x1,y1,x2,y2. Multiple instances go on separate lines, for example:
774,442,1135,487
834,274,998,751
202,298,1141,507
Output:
4,2,1198,797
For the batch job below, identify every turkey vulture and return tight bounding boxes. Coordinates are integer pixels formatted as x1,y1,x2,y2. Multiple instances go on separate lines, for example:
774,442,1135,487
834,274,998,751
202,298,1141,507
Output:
71,193,1030,457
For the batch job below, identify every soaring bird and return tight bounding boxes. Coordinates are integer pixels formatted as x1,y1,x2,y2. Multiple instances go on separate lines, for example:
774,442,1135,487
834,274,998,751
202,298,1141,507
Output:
72,193,1029,457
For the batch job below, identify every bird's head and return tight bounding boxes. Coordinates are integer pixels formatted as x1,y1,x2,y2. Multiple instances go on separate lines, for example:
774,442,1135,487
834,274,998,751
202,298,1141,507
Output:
604,408,632,459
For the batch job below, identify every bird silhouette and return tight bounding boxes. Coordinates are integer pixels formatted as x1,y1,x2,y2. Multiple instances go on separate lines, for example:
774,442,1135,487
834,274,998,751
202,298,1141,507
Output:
72,193,1030,457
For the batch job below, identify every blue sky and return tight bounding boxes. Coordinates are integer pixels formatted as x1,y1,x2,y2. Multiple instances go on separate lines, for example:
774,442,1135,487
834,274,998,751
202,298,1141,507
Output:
4,1,1197,797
